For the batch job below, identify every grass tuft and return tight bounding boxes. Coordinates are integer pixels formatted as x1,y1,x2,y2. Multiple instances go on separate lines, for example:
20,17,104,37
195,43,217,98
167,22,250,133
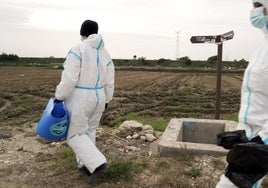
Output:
186,167,201,178
99,159,148,182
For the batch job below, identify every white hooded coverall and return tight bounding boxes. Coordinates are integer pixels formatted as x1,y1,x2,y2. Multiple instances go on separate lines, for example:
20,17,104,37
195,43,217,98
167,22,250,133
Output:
55,34,114,173
216,0,268,187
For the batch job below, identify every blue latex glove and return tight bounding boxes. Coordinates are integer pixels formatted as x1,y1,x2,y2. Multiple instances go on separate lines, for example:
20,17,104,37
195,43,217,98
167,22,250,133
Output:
51,100,65,118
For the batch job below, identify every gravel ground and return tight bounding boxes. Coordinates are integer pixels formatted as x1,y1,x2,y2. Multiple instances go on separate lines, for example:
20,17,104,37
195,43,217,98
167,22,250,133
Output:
0,122,229,188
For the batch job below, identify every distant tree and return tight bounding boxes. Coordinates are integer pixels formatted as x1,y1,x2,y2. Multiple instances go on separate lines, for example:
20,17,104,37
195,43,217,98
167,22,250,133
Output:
0,53,19,61
138,56,147,65
179,56,192,66
238,58,248,63
207,55,217,64
9,54,19,61
0,53,8,61
157,58,167,64
238,58,249,68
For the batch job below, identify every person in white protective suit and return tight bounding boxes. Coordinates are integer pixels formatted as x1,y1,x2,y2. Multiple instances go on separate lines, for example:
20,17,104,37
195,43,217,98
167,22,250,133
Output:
216,0,268,187
54,19,114,183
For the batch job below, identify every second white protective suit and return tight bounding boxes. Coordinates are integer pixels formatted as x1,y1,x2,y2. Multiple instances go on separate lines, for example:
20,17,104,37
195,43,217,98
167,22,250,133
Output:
216,0,268,187
55,34,114,173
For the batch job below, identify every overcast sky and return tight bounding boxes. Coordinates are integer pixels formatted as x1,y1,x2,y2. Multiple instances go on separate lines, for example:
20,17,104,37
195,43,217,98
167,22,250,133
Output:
0,0,264,61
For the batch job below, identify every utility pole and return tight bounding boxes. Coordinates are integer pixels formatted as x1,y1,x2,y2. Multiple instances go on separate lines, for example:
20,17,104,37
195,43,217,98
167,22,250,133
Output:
175,31,180,60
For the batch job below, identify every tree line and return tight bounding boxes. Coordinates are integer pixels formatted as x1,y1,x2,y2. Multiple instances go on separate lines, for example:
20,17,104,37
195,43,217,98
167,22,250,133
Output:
0,53,19,61
0,52,249,69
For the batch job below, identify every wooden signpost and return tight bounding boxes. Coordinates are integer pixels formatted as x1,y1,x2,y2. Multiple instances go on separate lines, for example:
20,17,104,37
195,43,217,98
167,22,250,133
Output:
190,31,234,119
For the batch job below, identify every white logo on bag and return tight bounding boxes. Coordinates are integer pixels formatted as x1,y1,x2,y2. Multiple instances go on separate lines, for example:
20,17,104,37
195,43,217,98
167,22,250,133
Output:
50,120,68,136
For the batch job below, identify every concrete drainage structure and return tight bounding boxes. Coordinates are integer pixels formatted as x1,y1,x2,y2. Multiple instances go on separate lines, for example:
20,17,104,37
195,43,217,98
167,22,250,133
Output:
158,118,237,156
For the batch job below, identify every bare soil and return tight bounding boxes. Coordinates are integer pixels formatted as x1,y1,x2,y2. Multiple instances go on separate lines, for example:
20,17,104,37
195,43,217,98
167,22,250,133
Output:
0,67,266,188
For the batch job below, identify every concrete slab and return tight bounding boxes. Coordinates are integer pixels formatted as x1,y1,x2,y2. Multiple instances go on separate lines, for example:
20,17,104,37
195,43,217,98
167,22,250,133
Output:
158,118,237,156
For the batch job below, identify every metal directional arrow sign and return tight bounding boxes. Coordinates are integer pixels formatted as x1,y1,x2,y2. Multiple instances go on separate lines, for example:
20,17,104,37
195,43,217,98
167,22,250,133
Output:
190,31,234,44
221,30,234,42
190,35,221,44
190,30,234,119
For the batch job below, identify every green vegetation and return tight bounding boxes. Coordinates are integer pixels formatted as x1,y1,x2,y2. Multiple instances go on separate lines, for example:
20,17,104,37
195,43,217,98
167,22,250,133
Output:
113,57,248,69
142,118,167,132
175,149,195,167
0,56,64,67
47,149,149,184
186,167,201,178
59,148,76,163
0,53,19,61
98,159,148,182
0,54,248,70
38,147,77,174
221,114,238,122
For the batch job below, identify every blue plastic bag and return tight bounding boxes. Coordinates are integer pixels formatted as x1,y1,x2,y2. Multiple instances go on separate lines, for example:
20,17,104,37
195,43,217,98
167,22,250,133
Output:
36,98,69,141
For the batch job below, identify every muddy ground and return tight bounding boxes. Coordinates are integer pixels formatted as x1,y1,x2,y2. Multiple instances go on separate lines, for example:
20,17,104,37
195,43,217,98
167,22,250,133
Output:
1,67,267,187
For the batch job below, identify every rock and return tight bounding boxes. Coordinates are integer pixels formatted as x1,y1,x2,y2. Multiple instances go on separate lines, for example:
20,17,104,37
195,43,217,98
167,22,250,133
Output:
112,129,120,135
141,125,155,135
119,120,143,132
17,147,24,151
116,121,143,138
96,128,104,138
105,139,113,145
143,129,154,135
113,140,122,147
132,133,140,139
125,145,141,152
126,135,132,140
24,131,36,137
142,125,154,131
140,136,146,141
154,131,163,139
145,134,156,142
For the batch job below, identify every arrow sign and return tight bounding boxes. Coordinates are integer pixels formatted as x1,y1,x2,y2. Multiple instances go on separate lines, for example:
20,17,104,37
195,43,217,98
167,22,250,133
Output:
190,35,220,44
221,30,234,42
190,30,234,44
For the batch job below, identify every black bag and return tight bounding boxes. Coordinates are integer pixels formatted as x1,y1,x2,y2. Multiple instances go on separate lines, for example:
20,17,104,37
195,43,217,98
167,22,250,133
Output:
225,142,268,188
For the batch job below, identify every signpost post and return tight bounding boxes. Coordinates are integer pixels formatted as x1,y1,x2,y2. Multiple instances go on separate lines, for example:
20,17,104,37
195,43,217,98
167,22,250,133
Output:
190,31,234,119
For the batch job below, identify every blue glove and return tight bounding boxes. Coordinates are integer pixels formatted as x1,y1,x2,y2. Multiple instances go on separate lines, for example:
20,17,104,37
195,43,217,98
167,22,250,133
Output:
52,99,65,118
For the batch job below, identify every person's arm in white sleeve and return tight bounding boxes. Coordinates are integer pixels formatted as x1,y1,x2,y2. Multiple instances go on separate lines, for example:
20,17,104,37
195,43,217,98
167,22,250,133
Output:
55,48,81,100
104,60,115,103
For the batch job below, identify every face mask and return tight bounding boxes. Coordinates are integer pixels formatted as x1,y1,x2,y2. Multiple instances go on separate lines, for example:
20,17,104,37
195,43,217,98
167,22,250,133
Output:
250,6,266,29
